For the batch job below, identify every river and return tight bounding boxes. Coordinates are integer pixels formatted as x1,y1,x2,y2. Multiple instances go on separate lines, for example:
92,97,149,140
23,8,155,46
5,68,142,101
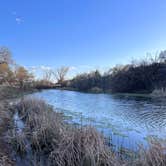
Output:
28,89,166,150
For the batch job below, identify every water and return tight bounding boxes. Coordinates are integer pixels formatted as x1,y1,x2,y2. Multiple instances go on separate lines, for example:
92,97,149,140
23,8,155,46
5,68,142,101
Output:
28,89,166,150
14,112,24,133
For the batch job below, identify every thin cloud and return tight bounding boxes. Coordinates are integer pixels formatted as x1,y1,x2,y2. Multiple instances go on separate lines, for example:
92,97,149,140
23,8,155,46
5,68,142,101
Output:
28,66,53,72
11,11,24,24
40,65,52,71
28,66,38,73
70,66,77,71
15,17,23,24
79,65,92,69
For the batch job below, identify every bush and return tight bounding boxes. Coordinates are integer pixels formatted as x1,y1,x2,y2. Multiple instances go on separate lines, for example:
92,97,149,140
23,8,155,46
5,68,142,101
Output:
89,87,103,93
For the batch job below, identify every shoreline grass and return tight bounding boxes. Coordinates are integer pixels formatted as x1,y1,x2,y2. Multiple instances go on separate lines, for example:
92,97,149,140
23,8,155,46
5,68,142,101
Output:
0,86,38,166
8,97,166,166
0,100,15,166
10,98,122,165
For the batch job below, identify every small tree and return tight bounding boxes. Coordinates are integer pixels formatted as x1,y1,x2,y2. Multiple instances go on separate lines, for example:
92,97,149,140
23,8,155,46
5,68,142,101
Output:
159,50,166,63
0,46,16,85
54,67,69,84
0,47,13,64
0,63,14,85
15,66,33,89
43,70,53,84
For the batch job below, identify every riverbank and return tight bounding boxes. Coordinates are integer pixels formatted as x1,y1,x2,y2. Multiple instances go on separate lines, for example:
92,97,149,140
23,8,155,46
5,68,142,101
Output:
0,86,37,165
56,86,166,99
54,86,154,98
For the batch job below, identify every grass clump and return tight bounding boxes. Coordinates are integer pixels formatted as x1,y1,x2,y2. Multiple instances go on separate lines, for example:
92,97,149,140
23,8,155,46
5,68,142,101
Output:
14,98,64,153
49,126,118,166
0,154,14,166
134,140,166,166
10,130,27,155
11,98,120,166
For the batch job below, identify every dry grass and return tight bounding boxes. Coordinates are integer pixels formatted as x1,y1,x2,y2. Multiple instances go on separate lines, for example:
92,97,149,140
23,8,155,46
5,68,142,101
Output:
0,101,15,166
11,98,121,166
15,98,64,153
49,126,119,166
0,86,36,166
0,154,13,166
134,140,166,166
10,97,166,166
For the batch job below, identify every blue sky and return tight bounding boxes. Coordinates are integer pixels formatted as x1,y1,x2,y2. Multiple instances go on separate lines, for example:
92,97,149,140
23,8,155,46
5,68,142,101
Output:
0,0,166,77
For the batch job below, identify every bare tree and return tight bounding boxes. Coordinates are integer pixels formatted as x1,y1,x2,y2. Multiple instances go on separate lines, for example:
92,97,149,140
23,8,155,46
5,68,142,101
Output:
53,67,69,84
43,69,53,83
159,50,166,63
0,47,13,64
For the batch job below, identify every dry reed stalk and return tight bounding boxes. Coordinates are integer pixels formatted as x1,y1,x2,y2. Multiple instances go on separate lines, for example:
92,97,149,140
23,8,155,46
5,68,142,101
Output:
10,98,166,166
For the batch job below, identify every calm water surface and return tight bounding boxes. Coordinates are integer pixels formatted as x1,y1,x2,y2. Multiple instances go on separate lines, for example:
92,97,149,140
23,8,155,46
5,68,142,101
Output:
29,89,166,150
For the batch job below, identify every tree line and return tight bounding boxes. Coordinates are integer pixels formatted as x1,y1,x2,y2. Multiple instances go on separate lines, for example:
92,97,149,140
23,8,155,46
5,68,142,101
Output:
1,46,166,93
68,51,166,93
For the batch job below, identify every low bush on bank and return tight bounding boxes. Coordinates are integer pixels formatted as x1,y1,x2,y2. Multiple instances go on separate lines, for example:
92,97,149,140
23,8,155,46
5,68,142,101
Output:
88,87,103,93
10,98,166,166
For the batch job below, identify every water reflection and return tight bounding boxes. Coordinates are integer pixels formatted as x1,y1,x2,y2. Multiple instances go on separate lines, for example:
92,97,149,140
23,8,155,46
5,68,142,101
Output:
28,90,166,150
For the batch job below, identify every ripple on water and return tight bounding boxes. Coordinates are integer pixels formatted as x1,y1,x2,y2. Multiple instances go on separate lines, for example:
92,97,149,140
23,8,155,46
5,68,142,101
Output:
28,90,166,150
